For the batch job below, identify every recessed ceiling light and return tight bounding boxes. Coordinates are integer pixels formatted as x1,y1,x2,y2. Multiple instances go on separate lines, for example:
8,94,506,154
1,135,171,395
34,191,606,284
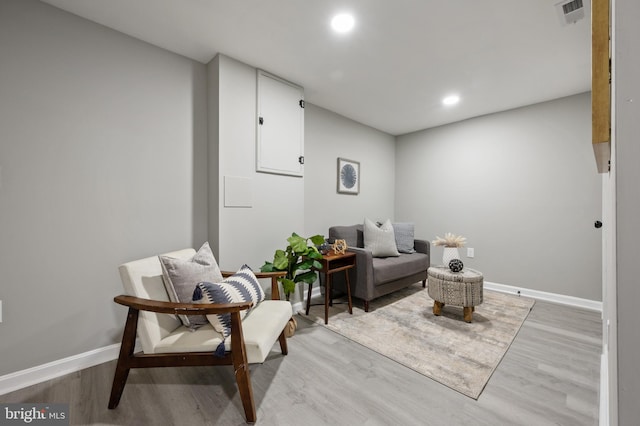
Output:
331,13,355,33
442,95,460,106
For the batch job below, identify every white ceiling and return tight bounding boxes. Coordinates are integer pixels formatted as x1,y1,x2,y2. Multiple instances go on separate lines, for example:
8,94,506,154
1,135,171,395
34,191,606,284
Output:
40,0,592,135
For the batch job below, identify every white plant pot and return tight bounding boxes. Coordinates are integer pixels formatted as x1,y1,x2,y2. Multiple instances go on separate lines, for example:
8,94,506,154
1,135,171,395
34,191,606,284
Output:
442,247,460,266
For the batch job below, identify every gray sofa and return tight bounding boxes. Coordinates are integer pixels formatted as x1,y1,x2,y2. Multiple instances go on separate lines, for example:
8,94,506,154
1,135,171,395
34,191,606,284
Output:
328,224,430,312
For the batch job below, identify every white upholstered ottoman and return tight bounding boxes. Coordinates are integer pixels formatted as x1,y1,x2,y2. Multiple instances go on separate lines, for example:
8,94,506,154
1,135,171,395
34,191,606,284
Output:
427,266,483,322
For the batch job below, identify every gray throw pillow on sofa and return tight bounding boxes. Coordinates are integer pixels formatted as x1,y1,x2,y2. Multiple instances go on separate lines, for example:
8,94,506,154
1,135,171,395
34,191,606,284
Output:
393,222,416,254
364,218,400,257
159,241,223,329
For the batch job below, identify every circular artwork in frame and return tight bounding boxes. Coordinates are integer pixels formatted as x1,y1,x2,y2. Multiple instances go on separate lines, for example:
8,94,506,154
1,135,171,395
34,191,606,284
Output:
337,157,360,194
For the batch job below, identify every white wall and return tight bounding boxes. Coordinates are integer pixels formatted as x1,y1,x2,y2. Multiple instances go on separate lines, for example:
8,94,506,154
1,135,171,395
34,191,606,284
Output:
395,93,601,301
614,0,640,422
0,0,208,375
304,103,396,236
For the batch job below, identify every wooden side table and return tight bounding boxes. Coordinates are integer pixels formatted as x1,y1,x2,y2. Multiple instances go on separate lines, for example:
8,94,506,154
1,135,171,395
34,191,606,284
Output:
305,251,356,324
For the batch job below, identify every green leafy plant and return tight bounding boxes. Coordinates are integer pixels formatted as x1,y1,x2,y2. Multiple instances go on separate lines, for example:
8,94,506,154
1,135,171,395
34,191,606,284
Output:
261,233,325,300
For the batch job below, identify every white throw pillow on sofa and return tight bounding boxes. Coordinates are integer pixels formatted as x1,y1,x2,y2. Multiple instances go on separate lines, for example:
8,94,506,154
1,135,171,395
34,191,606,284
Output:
364,218,400,257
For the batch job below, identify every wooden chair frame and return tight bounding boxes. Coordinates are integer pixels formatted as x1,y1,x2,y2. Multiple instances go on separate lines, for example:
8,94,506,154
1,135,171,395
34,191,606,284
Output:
108,271,287,424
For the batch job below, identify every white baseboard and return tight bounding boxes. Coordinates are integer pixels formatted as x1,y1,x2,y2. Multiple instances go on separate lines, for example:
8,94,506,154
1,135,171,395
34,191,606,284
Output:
294,281,603,313
290,286,322,314
600,350,609,426
0,282,600,397
0,344,119,396
293,281,602,312
0,341,140,397
484,281,602,312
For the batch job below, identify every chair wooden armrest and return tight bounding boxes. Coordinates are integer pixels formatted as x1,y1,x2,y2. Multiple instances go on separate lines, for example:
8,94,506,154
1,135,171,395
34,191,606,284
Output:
113,295,253,316
221,270,287,300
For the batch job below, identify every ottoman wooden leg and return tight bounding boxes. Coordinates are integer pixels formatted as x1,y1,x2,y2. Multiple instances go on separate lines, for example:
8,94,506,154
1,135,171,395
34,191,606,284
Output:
433,301,444,316
463,307,473,323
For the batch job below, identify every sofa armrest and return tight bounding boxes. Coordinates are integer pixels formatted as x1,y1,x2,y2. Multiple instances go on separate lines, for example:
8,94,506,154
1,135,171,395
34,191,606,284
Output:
348,246,373,269
346,247,376,300
414,239,430,256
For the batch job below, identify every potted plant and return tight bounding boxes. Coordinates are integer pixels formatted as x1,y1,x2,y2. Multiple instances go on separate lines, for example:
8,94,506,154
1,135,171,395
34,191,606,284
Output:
432,232,466,266
261,233,325,301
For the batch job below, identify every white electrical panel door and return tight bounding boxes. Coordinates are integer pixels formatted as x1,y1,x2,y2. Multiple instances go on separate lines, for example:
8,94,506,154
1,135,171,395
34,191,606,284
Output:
256,70,304,177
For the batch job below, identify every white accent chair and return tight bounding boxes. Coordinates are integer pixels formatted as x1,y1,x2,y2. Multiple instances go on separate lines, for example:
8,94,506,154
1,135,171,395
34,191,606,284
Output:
108,248,291,424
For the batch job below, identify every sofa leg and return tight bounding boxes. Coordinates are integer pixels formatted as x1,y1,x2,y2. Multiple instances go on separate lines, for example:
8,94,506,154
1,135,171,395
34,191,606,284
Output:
364,300,370,312
422,279,426,288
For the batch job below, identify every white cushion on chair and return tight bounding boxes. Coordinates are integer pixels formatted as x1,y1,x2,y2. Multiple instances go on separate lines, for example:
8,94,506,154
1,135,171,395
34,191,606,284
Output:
152,323,223,354
153,299,291,363
237,300,291,362
119,249,196,355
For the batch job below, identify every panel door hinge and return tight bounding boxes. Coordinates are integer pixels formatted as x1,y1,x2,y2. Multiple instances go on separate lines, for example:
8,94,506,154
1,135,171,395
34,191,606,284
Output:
258,116,264,125
298,156,305,165
299,100,305,108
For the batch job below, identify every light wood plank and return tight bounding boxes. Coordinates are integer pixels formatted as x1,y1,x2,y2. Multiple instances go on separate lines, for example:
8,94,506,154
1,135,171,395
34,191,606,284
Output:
592,0,611,173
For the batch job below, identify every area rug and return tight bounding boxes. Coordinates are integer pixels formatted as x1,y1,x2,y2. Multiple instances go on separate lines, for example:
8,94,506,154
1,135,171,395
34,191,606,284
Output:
299,283,535,399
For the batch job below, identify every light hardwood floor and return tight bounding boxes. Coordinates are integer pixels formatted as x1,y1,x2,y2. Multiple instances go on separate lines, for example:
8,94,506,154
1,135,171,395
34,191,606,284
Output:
1,297,601,425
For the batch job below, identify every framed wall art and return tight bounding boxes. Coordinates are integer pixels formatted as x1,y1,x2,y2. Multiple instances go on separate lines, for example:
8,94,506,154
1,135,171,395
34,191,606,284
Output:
337,158,360,195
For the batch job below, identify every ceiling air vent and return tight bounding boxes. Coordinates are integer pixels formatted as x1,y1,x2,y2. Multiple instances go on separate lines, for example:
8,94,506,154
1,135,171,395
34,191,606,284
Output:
556,0,585,25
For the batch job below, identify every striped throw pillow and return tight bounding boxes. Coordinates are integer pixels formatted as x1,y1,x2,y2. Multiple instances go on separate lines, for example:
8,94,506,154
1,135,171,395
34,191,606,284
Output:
192,265,265,355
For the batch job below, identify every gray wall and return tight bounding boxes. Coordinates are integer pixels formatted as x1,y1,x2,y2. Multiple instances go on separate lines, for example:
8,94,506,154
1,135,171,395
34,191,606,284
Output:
615,0,640,422
304,103,396,237
0,0,208,375
395,93,602,301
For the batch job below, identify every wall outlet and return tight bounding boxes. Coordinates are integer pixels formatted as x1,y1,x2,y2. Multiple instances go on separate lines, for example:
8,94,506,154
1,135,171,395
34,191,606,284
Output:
467,247,475,258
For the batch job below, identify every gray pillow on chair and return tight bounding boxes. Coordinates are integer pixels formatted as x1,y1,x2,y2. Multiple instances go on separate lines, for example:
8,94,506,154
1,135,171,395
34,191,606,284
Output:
159,241,223,329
